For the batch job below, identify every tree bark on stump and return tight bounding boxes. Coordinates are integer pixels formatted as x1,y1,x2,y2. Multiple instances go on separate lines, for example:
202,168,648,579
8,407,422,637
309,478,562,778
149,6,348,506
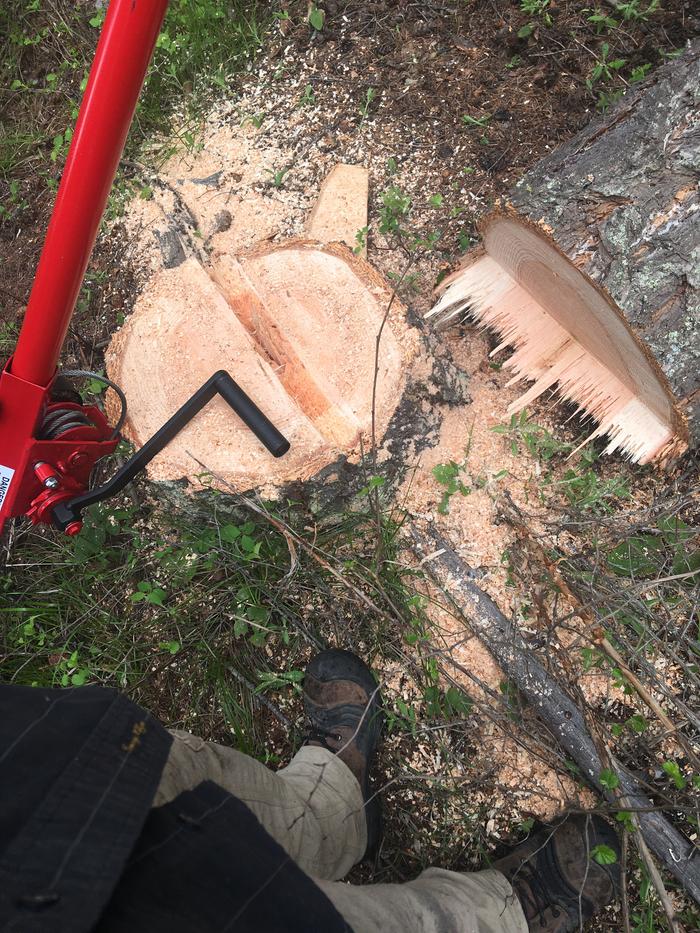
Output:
430,41,700,464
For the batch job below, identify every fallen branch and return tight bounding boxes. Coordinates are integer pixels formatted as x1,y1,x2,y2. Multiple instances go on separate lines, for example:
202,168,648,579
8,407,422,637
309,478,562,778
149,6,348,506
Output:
495,491,700,774
411,522,700,906
626,804,682,933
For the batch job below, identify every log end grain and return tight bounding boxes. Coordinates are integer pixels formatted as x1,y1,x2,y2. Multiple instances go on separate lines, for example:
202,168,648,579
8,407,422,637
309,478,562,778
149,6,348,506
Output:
428,215,688,464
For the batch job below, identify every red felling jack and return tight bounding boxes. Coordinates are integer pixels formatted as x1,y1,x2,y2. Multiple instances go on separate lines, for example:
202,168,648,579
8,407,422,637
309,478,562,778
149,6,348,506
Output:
0,0,169,536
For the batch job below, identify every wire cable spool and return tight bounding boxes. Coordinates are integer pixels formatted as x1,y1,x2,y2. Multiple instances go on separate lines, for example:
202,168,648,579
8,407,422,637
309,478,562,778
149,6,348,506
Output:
38,407,94,440
38,370,127,441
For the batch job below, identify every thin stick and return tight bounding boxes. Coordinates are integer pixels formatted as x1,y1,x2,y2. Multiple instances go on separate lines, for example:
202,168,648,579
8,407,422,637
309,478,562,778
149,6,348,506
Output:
496,492,700,772
369,256,415,565
596,635,700,771
621,830,631,933
627,807,681,933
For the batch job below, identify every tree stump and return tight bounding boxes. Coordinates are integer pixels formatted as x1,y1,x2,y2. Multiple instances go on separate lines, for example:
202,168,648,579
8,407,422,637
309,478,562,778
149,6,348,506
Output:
429,42,699,464
105,157,473,508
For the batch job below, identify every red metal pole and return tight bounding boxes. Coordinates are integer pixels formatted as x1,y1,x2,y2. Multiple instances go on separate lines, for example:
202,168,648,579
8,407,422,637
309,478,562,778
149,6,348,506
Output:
11,0,169,387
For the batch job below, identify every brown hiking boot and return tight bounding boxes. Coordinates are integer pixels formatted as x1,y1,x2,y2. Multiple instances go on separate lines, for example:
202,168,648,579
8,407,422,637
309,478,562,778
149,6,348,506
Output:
493,813,621,931
302,648,384,860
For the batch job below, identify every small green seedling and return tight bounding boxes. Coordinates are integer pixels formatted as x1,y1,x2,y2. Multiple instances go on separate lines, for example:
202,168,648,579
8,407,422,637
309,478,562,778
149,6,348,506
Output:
432,460,471,515
462,114,490,128
256,669,304,693
591,844,618,865
353,225,369,255
599,767,620,791
298,84,315,107
359,87,377,120
520,0,552,25
662,759,687,790
131,581,167,607
266,167,289,188
308,5,325,30
587,43,627,87
158,640,181,655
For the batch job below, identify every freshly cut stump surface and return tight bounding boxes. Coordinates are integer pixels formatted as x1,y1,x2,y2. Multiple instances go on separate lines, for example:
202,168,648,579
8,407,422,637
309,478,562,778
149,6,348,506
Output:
106,241,415,491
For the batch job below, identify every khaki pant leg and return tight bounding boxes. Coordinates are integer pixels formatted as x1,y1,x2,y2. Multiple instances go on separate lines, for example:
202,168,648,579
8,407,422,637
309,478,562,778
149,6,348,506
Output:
154,729,366,880
317,867,528,933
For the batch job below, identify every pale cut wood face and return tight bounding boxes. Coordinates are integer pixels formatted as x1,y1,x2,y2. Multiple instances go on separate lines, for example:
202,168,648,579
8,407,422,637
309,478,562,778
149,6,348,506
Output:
428,218,687,464
106,243,414,491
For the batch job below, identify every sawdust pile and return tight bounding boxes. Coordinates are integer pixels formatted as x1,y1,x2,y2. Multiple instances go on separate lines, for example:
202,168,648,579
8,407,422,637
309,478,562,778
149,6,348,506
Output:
112,67,629,833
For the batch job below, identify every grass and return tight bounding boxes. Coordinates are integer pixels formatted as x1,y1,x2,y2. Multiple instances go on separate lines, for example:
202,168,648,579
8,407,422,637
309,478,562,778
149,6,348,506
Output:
3,491,415,734
2,3,699,926
0,0,269,221
5,422,697,927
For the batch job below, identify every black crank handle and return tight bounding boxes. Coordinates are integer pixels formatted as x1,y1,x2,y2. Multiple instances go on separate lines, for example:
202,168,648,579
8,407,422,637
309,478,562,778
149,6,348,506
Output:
214,371,290,458
52,370,290,531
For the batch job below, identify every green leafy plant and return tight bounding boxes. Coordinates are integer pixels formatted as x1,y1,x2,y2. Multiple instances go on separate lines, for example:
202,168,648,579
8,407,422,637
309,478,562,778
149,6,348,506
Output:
432,460,471,515
308,4,325,31
556,463,630,513
359,86,377,120
607,516,698,578
612,713,649,737
353,225,369,255
131,581,167,607
424,684,473,718
256,669,304,693
491,409,570,461
298,83,315,107
615,810,635,832
245,112,266,129
615,0,660,21
662,759,687,790
386,695,419,735
266,167,289,188
358,474,385,497
462,114,490,128
158,639,181,655
378,185,412,236
585,8,620,32
629,63,652,83
591,843,618,865
599,767,621,790
520,0,552,25
50,127,72,163
587,43,627,87
595,88,625,112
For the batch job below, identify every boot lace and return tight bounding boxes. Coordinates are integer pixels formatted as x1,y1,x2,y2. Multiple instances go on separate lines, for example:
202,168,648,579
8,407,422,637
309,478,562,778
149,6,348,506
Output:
512,859,562,927
303,726,342,752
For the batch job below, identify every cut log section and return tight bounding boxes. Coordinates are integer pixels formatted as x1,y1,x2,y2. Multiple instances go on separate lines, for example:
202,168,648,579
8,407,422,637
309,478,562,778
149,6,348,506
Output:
305,164,369,257
106,241,417,492
428,42,699,464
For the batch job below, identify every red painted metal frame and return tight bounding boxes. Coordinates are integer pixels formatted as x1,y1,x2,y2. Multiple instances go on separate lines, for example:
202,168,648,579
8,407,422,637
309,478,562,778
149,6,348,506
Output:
0,0,169,535
14,0,169,384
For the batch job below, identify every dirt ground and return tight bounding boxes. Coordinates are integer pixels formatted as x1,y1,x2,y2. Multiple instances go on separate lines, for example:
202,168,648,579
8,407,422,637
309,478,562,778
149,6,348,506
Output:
2,1,697,336
2,1,698,925
90,0,697,892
